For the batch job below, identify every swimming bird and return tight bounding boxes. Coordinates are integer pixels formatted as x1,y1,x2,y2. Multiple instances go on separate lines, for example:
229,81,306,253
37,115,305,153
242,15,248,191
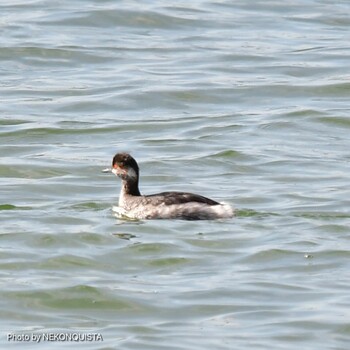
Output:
104,153,234,220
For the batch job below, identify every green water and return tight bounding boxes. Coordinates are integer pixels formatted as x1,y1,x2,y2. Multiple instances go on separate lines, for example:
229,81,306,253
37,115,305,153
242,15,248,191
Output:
1,1,350,349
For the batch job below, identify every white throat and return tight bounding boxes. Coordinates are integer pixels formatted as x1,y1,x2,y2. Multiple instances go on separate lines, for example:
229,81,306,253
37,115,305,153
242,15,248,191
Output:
111,167,137,181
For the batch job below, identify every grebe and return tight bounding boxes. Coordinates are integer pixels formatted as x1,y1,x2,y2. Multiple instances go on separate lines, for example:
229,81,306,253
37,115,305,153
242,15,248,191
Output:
104,153,234,220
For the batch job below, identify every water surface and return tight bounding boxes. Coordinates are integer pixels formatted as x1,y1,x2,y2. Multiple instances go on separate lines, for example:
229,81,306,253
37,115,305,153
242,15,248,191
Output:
1,0,350,349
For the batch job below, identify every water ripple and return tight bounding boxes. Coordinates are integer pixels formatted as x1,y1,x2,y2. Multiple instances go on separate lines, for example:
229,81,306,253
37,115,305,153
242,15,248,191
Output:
1,1,350,349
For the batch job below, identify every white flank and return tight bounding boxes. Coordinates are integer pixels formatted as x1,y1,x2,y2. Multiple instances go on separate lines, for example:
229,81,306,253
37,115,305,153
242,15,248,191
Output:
112,202,234,220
